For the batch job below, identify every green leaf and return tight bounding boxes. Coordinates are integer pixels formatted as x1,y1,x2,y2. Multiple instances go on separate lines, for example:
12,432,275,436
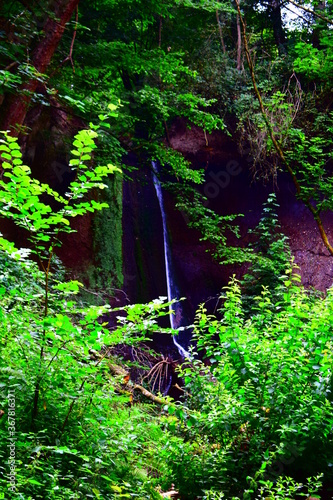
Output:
28,479,44,486
1,152,11,160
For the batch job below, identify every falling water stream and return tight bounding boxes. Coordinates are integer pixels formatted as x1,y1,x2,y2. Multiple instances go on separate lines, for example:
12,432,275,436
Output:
151,162,191,359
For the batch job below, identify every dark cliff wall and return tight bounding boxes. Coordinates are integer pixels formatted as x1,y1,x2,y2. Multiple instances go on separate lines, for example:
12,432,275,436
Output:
1,103,124,296
120,122,333,327
5,107,332,315
169,120,333,293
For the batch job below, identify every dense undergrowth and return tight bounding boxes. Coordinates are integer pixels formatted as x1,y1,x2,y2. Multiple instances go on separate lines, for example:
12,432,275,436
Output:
0,131,333,499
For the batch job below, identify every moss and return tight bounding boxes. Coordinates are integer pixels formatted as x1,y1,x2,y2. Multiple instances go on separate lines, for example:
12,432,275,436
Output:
91,172,123,293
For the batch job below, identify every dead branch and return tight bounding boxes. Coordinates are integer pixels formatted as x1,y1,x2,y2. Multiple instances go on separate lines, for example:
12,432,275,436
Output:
236,10,242,70
50,5,78,77
108,357,171,405
286,72,303,124
160,485,179,498
133,384,167,405
142,357,173,394
4,61,19,71
109,362,128,378
283,3,312,26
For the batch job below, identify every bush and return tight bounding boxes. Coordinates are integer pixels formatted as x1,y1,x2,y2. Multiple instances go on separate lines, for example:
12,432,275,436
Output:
0,129,174,499
241,193,291,314
165,277,333,498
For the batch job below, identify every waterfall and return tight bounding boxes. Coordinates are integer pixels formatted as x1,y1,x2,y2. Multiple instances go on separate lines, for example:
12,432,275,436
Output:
151,161,191,359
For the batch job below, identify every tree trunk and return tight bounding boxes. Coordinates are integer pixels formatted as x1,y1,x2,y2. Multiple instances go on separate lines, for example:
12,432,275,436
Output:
1,0,80,134
216,9,226,54
312,0,326,48
236,10,242,70
268,0,286,54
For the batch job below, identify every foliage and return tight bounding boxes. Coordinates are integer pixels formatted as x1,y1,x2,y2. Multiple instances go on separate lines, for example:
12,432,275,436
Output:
202,474,323,499
153,144,205,184
49,2,226,182
0,129,175,499
1,1,333,498
163,277,333,498
1,130,333,499
241,193,291,312
0,128,118,247
294,32,333,83
174,183,253,265
285,122,333,214
2,0,333,267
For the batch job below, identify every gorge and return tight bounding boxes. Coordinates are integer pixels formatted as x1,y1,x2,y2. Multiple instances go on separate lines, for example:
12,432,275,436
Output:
1,0,333,498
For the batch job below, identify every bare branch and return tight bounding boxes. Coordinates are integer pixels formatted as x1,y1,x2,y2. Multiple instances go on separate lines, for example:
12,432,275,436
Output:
287,0,333,25
133,384,167,405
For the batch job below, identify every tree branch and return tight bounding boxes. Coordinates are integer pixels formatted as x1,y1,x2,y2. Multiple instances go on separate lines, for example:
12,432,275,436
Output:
133,384,167,405
109,361,170,405
1,0,80,134
234,0,333,256
287,0,333,25
51,4,79,76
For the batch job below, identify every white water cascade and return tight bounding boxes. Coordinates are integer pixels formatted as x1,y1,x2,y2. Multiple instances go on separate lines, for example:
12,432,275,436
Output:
151,161,191,359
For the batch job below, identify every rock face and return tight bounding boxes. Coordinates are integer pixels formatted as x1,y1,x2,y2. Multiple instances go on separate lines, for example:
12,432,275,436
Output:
168,119,333,293
122,167,167,305
23,102,96,272
5,108,332,317
1,102,123,293
122,118,333,322
0,101,94,272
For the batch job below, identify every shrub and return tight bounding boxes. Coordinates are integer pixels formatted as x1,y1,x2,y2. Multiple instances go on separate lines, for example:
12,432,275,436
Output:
165,277,333,498
0,129,173,499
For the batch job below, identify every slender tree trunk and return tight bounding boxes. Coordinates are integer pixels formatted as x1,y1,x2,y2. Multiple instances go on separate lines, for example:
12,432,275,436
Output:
268,0,286,54
1,0,80,134
312,0,326,48
158,14,162,48
236,7,242,70
216,9,226,54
